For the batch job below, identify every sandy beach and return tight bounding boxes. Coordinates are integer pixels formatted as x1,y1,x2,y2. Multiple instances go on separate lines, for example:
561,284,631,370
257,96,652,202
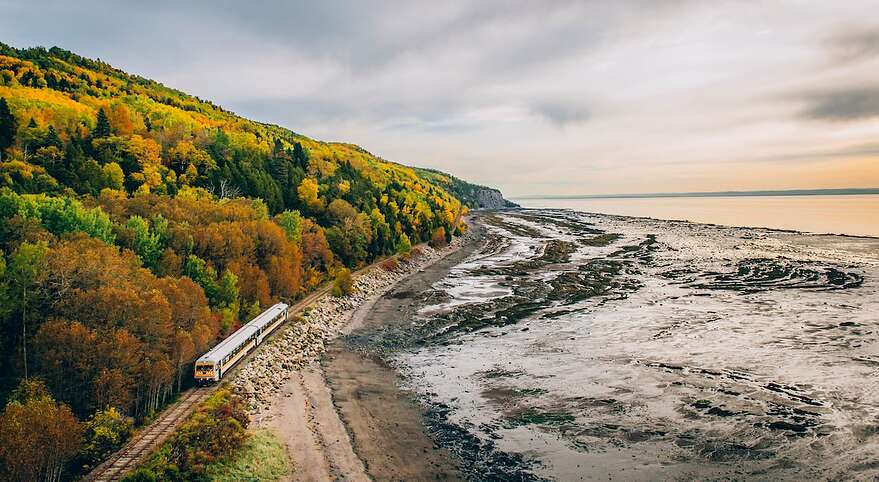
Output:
253,218,485,481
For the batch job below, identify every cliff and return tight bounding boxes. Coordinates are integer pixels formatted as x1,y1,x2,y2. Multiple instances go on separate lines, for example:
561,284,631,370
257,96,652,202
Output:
413,167,517,209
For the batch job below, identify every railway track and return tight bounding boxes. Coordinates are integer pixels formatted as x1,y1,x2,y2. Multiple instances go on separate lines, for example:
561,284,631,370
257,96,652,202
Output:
83,243,442,481
83,285,339,481
86,387,214,481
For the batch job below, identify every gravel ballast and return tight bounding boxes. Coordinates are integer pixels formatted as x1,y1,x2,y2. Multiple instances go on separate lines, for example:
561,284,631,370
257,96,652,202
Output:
231,236,468,414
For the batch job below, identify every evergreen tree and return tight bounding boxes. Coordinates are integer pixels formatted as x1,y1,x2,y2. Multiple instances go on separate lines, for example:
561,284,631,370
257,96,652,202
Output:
0,97,16,155
92,108,111,138
272,138,285,158
293,142,308,169
44,125,62,149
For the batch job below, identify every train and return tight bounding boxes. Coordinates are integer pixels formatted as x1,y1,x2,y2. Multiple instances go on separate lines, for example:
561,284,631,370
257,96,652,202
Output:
194,302,290,383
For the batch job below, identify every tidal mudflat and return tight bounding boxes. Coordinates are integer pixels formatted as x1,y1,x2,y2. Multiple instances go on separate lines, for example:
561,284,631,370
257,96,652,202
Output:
343,209,879,481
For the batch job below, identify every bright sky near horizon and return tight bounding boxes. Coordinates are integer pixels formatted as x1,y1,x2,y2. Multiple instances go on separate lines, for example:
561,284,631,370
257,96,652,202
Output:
3,1,879,196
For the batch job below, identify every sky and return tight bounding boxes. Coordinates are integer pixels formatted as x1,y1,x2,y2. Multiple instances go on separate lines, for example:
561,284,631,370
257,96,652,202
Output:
3,0,879,197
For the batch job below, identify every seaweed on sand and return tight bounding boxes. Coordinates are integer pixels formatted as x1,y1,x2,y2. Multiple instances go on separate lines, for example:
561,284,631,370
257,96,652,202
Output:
691,258,864,292
502,408,577,429
422,402,548,482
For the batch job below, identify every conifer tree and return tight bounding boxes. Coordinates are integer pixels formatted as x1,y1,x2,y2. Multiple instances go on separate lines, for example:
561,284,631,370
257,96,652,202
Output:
44,125,62,149
293,142,308,169
92,108,111,138
0,97,16,155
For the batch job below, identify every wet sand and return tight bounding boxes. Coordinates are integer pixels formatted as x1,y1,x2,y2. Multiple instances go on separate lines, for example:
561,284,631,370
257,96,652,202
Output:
395,209,879,481
267,209,879,481
262,220,485,481
318,223,486,481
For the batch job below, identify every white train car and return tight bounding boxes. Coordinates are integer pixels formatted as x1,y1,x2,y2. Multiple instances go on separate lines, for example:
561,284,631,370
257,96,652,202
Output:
194,302,289,383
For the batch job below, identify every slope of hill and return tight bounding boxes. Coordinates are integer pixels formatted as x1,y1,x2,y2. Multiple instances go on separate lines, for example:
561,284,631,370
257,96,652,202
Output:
0,41,510,480
413,167,518,209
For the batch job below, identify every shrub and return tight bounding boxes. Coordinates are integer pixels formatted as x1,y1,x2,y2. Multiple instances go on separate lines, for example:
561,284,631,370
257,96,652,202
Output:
331,268,353,297
122,468,158,482
380,258,399,272
167,388,249,475
411,246,423,257
395,233,411,254
73,407,134,473
429,227,448,248
128,387,249,481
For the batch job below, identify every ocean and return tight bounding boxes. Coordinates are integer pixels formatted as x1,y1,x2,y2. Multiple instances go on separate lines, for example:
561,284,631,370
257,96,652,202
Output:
516,193,879,237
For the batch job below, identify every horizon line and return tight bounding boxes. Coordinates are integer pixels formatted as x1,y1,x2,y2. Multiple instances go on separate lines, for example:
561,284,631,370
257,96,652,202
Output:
512,187,879,200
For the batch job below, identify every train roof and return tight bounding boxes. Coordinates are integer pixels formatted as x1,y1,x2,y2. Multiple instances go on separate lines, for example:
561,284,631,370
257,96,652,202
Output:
196,302,289,364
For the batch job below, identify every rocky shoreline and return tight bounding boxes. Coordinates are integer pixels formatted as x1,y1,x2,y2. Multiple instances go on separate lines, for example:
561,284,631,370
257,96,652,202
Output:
230,230,473,415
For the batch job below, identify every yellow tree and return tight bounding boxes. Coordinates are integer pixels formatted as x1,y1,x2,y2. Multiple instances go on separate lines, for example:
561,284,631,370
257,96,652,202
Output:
0,380,82,482
297,178,323,212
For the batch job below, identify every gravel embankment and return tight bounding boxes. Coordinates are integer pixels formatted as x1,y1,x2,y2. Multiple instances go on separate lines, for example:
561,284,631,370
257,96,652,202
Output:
231,236,468,414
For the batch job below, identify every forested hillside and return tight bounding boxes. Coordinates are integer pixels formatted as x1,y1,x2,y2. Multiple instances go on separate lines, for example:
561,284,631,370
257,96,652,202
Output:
0,42,499,480
414,167,518,209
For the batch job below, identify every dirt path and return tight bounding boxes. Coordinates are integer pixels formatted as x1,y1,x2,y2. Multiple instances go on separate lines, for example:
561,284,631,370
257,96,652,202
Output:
261,219,485,481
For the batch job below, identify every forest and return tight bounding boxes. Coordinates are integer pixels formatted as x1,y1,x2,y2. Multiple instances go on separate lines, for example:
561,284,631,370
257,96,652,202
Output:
0,42,474,481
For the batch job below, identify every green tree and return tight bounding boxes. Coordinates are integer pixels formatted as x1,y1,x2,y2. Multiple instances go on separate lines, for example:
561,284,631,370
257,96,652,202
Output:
217,269,239,310
43,124,62,149
7,241,49,379
93,107,111,139
274,210,303,245
292,141,308,169
244,300,261,321
396,233,412,254
0,97,16,157
0,256,12,322
183,255,220,307
74,407,134,472
1,191,116,244
126,216,162,269
102,162,124,190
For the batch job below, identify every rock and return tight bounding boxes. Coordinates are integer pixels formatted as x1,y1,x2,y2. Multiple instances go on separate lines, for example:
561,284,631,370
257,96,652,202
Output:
229,235,467,415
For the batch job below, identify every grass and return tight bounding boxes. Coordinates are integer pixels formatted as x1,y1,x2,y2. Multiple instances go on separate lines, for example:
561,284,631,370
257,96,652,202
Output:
206,430,289,482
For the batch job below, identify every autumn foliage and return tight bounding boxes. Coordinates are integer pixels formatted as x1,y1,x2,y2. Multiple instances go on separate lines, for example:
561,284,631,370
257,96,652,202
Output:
123,387,249,481
430,227,448,248
331,268,354,297
0,380,81,482
0,41,473,478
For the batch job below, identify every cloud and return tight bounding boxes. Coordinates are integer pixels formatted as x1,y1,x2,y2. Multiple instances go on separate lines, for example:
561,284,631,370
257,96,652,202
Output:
762,141,879,162
530,100,591,126
3,1,879,195
800,88,879,121
827,27,879,63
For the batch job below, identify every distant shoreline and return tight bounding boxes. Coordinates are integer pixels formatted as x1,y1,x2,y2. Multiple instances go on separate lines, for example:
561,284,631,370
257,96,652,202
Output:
514,187,879,200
